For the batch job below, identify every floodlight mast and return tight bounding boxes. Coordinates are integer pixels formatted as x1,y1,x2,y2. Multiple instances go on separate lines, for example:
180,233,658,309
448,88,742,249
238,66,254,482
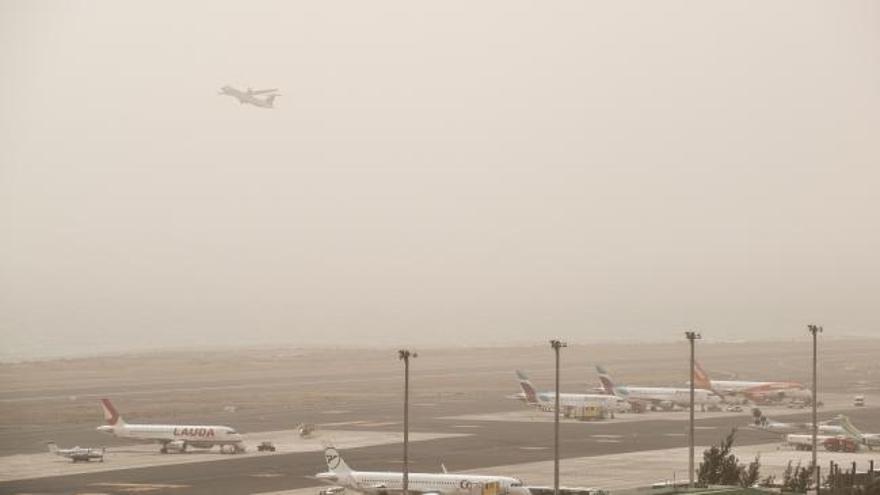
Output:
399,349,417,495
807,324,823,489
685,331,702,488
549,339,567,495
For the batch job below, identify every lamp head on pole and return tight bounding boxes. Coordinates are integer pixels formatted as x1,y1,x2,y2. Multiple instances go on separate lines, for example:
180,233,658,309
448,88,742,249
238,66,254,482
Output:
685,331,702,341
549,339,567,350
398,349,418,360
807,324,823,335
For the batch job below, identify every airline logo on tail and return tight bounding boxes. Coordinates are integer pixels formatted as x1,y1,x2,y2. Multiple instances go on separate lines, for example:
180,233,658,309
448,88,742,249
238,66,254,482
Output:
596,365,625,397
515,370,539,404
693,362,712,390
325,449,341,469
324,446,351,474
100,399,123,426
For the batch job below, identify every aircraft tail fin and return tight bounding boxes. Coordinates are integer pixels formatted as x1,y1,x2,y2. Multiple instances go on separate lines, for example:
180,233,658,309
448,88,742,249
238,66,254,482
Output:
515,370,540,405
100,399,125,426
596,365,621,396
693,361,712,389
324,446,352,475
47,442,58,454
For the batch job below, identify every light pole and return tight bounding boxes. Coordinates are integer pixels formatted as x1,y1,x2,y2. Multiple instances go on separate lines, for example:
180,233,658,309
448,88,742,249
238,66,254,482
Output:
685,331,702,488
550,339,567,495
399,349,417,495
808,325,822,489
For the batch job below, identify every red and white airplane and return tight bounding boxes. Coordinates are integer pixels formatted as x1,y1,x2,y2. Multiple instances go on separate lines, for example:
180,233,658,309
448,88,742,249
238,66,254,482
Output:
694,362,810,403
96,399,245,454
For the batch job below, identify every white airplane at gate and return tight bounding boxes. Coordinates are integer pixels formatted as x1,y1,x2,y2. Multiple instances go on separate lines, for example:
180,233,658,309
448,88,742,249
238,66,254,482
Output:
316,446,530,495
514,370,628,413
96,399,245,454
748,416,844,436
596,365,722,410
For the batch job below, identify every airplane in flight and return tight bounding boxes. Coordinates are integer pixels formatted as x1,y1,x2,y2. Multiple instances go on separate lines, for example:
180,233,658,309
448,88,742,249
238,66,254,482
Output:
513,370,629,413
219,85,281,108
315,446,531,495
693,362,810,403
95,399,245,454
596,365,723,410
47,442,105,462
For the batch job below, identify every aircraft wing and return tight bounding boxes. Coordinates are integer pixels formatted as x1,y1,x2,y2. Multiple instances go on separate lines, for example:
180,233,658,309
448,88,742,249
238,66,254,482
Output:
249,88,279,95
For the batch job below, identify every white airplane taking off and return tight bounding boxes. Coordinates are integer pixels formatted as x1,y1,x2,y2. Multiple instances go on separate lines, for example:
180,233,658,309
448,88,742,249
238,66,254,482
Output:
596,366,722,410
514,370,628,413
219,85,281,108
315,446,530,495
694,362,810,403
96,399,245,454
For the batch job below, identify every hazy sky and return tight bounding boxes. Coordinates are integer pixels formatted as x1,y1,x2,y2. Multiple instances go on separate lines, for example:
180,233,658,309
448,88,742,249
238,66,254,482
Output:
1,1,878,358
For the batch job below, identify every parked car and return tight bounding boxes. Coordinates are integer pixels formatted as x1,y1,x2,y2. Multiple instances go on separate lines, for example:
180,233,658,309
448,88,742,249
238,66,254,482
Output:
257,441,276,452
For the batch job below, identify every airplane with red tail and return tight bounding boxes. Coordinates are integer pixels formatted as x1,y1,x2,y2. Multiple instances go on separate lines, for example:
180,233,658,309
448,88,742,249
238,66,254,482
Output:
96,399,245,454
693,362,811,404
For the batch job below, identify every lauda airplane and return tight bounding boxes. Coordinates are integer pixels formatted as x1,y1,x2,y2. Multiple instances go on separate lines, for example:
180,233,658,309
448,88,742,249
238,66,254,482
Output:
316,446,531,495
96,399,245,454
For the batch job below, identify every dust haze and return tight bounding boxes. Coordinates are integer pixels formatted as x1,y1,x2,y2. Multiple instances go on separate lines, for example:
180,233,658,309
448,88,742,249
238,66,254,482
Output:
1,1,878,360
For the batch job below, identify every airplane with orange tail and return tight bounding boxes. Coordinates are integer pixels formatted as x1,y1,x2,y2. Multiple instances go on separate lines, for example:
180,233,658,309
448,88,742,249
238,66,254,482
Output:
693,362,811,403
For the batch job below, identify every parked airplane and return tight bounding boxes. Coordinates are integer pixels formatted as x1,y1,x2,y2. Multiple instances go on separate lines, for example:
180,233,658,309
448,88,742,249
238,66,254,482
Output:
315,446,531,495
514,370,628,413
693,362,810,403
784,433,858,452
47,442,104,462
596,366,722,410
219,85,281,108
781,416,877,452
748,416,845,436
95,399,245,454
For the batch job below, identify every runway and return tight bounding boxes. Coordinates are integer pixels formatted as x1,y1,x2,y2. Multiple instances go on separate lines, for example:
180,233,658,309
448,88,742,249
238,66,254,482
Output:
2,342,878,494
2,406,878,495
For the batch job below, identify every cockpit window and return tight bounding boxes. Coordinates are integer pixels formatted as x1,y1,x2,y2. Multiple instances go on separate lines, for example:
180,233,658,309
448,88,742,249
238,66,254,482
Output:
227,430,238,434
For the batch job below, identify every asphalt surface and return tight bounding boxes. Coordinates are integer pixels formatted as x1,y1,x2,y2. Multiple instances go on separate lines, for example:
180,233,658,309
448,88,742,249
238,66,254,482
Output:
2,404,878,495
